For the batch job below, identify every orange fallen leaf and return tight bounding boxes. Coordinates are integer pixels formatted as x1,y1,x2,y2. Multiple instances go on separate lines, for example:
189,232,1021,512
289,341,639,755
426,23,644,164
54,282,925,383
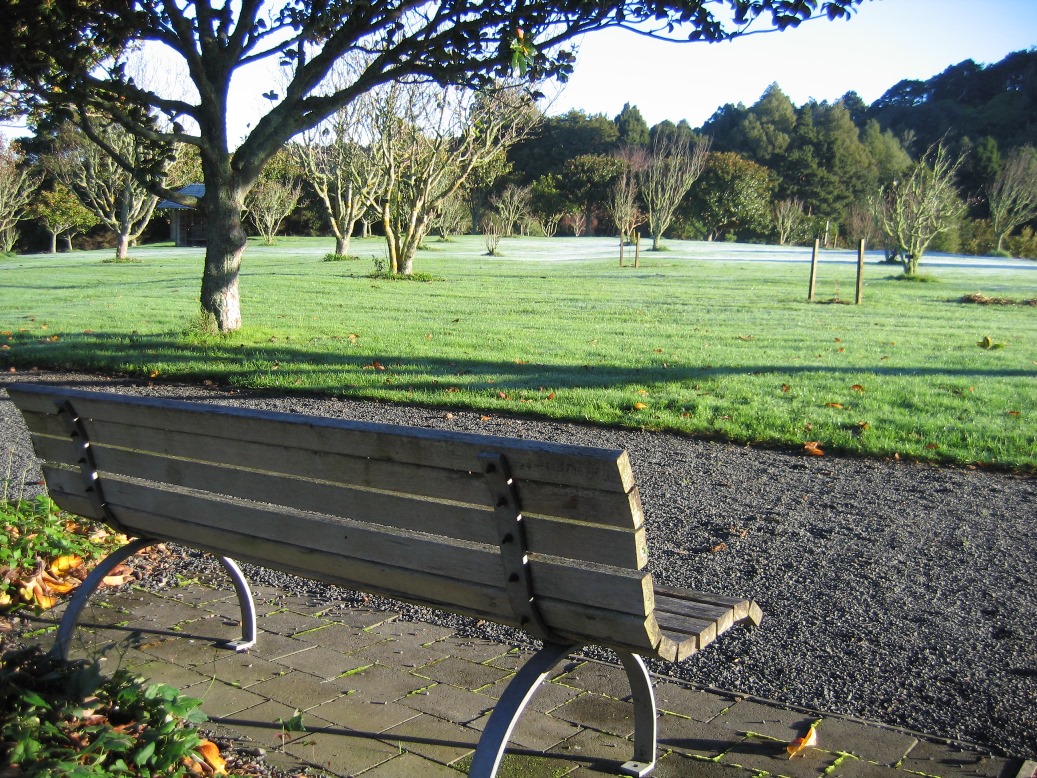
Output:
803,442,824,457
50,555,83,577
787,723,818,758
102,574,132,587
851,384,865,392
825,402,844,409
196,740,227,775
781,384,791,393
1006,410,1020,416
710,542,728,553
632,402,648,410
546,392,556,400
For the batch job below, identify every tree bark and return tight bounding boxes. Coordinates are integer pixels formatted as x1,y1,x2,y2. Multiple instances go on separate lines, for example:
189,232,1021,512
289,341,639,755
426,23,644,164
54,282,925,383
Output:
49,232,57,254
115,232,131,260
335,235,349,256
200,185,247,332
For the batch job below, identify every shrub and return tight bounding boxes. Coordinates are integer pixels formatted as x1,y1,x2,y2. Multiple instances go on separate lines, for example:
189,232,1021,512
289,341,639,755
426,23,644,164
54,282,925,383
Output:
0,645,214,777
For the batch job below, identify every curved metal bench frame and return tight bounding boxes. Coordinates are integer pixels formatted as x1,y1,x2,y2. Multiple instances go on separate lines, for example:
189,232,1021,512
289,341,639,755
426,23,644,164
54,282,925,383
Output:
50,538,258,661
51,543,657,777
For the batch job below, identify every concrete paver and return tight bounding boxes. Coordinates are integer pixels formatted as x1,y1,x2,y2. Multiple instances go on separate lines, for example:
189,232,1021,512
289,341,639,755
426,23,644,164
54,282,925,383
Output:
10,583,1030,778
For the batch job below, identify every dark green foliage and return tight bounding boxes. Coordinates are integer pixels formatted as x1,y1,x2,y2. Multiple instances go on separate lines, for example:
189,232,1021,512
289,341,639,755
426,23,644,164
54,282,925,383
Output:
0,646,208,777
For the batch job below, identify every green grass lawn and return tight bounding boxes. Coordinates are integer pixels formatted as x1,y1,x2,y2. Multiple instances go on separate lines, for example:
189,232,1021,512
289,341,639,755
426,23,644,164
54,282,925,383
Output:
2,235,1035,469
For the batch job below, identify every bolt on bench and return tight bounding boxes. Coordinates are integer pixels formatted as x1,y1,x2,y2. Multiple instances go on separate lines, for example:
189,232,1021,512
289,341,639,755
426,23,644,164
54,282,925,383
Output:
9,383,762,777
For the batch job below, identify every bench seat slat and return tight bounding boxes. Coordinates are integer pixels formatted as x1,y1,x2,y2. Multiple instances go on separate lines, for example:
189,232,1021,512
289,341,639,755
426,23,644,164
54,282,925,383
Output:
23,419,644,530
30,439,645,569
655,585,763,627
13,387,635,492
654,593,735,635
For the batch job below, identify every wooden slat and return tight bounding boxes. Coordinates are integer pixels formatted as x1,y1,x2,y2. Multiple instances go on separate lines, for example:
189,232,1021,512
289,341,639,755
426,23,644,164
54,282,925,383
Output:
9,385,635,492
654,592,735,635
31,436,645,570
67,501,661,654
654,611,717,651
654,585,762,627
27,427,644,535
90,475,656,618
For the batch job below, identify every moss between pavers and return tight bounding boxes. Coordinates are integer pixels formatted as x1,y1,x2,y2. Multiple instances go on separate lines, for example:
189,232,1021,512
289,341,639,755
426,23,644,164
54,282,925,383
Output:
452,750,578,777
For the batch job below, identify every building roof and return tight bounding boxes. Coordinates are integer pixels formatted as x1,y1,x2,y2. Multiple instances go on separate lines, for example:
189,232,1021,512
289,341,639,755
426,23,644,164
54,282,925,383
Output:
158,183,205,210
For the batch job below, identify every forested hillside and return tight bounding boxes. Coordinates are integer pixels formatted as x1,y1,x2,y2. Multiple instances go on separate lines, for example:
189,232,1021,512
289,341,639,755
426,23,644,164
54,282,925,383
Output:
500,48,1037,257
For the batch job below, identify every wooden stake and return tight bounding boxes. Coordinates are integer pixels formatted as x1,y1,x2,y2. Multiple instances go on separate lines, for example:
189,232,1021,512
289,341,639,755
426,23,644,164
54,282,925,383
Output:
856,238,865,305
808,239,819,301
634,232,641,268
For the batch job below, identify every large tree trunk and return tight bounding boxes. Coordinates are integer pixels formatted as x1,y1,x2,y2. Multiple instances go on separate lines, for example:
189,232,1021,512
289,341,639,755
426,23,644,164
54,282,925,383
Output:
335,235,349,256
49,231,58,254
201,186,247,332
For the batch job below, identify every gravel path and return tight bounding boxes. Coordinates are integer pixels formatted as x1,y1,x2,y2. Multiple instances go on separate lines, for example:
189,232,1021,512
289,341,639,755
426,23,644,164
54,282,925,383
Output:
2,370,1034,759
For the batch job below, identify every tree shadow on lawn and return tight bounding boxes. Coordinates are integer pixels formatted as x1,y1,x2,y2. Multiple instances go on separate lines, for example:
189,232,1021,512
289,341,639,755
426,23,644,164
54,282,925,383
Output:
2,330,1034,397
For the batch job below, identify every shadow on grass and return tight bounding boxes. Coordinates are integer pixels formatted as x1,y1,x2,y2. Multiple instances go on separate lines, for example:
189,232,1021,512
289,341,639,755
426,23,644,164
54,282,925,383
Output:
2,329,1033,398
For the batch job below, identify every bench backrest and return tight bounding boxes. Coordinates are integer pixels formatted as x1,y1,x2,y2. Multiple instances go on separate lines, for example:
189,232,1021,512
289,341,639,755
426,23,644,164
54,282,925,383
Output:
10,384,671,657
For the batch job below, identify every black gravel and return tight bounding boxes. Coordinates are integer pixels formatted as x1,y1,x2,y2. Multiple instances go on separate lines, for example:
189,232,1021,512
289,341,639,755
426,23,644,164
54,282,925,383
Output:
2,371,1034,759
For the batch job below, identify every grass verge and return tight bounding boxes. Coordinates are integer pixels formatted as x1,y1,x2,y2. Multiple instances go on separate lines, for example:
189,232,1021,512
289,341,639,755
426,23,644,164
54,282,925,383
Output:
1,236,1034,469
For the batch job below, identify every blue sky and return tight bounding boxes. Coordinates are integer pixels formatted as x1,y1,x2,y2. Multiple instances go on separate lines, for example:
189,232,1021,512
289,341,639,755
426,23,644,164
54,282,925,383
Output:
547,0,1037,127
2,0,1033,143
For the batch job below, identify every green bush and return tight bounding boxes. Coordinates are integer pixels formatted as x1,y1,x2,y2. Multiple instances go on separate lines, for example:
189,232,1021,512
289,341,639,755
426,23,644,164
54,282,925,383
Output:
1,646,210,777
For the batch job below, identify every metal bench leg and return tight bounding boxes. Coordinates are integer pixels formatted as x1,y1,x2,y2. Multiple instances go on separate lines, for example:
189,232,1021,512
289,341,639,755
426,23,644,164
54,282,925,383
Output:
50,537,155,661
218,556,257,651
617,652,658,777
469,641,577,777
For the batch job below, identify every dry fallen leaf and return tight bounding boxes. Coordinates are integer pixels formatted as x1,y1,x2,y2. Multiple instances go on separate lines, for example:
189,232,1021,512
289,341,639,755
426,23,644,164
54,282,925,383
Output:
851,384,865,392
196,740,227,775
803,442,825,457
50,555,83,577
633,402,648,410
787,723,818,758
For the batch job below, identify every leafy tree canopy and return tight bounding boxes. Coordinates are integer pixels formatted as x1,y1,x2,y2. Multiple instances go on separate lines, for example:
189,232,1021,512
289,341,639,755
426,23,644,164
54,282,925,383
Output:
0,0,864,330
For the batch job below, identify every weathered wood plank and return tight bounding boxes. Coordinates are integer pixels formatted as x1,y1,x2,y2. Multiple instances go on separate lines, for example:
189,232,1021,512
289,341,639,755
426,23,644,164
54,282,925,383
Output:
26,426,644,532
9,385,635,492
92,476,655,617
31,436,644,569
654,585,761,626
654,592,734,635
654,611,717,651
71,501,660,654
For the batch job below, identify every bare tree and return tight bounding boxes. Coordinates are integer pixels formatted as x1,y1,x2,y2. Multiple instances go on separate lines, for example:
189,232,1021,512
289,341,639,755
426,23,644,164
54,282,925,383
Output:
433,191,472,240
639,135,710,250
607,152,646,266
43,121,162,261
844,201,880,248
873,142,966,276
987,146,1037,254
245,175,302,245
0,138,41,252
772,197,807,245
372,83,539,275
293,62,385,257
490,184,532,237
482,213,505,256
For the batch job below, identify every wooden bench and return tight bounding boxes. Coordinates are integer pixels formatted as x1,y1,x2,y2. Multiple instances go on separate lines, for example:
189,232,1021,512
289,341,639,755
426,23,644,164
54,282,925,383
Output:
9,383,762,778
